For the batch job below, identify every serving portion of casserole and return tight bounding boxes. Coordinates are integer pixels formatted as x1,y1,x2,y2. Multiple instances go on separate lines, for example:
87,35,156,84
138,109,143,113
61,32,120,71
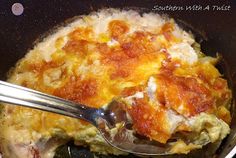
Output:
0,9,232,158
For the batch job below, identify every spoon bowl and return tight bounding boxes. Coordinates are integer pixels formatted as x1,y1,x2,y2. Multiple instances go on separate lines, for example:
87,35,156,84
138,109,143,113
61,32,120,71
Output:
0,80,171,156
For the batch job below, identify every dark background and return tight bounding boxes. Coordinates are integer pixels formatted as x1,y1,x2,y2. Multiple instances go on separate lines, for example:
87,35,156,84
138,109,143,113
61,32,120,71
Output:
0,0,236,158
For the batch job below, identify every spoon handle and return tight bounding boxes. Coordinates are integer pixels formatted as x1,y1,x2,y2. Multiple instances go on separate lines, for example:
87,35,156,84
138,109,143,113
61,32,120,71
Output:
0,80,99,125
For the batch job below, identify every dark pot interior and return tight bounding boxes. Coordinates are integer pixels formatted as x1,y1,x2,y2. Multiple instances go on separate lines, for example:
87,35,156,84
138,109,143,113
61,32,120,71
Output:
0,0,236,158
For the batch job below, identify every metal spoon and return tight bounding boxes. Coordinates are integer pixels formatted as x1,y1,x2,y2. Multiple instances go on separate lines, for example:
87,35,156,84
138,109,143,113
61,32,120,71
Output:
0,80,170,156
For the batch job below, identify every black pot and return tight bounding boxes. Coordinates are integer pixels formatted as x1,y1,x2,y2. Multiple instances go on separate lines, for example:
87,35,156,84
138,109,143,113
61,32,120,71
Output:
0,0,236,158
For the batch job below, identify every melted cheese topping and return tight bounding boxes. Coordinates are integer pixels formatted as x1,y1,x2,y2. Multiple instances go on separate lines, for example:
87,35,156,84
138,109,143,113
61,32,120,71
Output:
0,9,232,157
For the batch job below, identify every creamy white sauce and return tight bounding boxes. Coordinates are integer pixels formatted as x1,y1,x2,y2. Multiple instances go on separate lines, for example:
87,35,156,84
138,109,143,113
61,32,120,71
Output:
167,42,198,64
147,76,158,102
125,92,144,105
107,38,119,47
167,110,185,133
188,113,230,143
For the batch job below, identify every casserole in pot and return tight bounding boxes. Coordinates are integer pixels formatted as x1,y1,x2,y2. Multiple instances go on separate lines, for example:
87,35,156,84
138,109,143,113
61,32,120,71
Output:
0,1,235,158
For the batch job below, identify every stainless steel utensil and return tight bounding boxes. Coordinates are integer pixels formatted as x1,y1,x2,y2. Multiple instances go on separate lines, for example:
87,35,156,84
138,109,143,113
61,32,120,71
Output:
0,80,170,156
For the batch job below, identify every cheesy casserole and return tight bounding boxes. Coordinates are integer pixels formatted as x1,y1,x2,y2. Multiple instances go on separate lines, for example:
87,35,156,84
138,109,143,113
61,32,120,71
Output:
0,9,232,158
